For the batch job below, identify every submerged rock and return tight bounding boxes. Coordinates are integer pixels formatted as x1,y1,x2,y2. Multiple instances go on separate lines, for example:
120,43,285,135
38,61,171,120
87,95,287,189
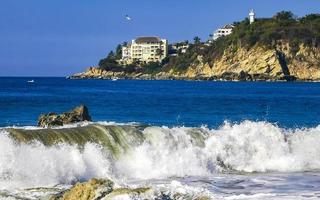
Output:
51,179,114,200
50,178,152,200
49,178,212,200
38,105,92,127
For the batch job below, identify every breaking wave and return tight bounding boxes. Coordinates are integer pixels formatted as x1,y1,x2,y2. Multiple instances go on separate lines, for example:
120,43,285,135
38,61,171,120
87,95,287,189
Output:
1,121,320,189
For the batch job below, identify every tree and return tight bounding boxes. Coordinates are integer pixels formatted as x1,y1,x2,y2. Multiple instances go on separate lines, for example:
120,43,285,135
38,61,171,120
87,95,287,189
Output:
98,51,119,70
155,40,165,59
193,36,201,45
155,48,164,58
141,61,162,74
107,51,116,60
115,44,122,60
273,11,295,21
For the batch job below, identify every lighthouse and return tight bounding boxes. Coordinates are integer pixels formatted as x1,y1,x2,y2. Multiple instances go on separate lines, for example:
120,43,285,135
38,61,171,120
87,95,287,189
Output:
249,9,255,24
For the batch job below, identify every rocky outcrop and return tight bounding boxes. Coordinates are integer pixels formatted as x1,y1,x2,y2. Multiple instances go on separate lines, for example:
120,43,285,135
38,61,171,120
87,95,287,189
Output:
180,43,320,81
69,67,127,79
51,179,114,200
69,43,320,81
52,179,155,200
207,43,319,81
38,105,92,127
50,178,152,200
277,43,320,80
210,45,284,81
50,178,212,200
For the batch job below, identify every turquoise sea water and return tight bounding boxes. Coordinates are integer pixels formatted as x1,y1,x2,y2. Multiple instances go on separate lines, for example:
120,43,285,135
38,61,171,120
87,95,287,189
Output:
0,77,319,128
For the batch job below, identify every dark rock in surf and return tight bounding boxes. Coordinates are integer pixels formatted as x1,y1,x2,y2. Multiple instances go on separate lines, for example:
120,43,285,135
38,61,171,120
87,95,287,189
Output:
38,105,92,127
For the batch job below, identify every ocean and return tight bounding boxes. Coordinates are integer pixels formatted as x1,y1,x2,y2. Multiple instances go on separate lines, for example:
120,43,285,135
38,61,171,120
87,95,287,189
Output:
0,77,320,199
1,77,320,128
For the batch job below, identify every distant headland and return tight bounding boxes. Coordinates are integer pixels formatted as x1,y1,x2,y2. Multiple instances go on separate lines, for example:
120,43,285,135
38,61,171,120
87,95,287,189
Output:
69,11,320,82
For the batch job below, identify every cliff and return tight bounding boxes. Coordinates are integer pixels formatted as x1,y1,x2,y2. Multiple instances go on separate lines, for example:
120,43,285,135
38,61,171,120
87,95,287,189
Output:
69,12,320,81
69,42,320,81
184,42,320,81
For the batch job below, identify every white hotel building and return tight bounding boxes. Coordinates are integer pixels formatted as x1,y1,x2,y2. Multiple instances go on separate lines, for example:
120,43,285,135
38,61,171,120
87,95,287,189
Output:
122,36,168,64
212,24,235,40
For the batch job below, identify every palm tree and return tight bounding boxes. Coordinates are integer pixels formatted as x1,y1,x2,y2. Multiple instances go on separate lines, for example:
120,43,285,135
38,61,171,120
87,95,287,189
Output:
193,36,201,45
155,48,164,58
155,40,164,60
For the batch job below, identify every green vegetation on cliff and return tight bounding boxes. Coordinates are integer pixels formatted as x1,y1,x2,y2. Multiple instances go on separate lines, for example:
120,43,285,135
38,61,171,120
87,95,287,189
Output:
202,11,320,63
90,11,320,79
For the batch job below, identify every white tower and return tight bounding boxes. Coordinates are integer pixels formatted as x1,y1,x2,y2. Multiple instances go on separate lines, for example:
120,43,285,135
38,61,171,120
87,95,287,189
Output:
249,9,255,24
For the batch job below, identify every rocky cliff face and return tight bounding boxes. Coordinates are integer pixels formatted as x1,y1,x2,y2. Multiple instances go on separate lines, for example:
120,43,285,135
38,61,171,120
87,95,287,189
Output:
183,43,320,81
70,43,320,81
279,44,320,80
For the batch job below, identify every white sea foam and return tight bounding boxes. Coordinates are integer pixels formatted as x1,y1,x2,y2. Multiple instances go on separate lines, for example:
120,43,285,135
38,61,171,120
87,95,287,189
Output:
115,121,320,179
204,121,320,172
3,121,139,130
2,122,90,130
0,121,320,190
115,126,211,179
0,130,111,190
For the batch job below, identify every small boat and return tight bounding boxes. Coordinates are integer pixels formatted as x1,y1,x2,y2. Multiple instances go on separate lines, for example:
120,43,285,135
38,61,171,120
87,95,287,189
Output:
27,80,35,83
111,77,118,81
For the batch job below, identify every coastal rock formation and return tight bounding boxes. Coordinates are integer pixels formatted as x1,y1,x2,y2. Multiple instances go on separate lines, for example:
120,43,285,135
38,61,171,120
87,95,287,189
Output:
70,67,126,79
69,42,320,81
50,178,152,200
183,43,319,81
211,43,319,81
51,179,114,200
50,178,211,200
38,105,92,127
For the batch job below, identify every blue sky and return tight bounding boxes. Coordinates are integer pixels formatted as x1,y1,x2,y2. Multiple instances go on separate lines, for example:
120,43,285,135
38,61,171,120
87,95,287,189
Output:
0,0,319,76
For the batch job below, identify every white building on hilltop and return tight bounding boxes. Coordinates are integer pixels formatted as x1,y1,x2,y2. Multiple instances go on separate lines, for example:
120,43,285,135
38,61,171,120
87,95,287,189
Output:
212,24,234,40
170,42,190,55
249,9,256,24
121,36,168,64
212,10,256,41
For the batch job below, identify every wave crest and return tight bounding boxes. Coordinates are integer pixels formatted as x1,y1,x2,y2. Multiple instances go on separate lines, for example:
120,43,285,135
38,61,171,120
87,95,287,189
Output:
1,121,320,189
205,121,320,172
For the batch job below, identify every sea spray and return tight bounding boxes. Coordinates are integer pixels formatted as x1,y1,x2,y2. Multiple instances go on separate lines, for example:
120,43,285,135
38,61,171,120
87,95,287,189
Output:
0,130,111,190
204,121,291,172
1,121,320,190
114,126,211,179
204,121,320,172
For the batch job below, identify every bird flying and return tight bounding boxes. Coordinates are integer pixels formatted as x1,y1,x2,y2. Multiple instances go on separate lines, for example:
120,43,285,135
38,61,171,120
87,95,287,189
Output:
125,15,132,21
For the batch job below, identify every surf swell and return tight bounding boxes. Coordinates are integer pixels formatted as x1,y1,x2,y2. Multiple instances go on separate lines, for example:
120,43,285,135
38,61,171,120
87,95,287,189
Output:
1,121,320,189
